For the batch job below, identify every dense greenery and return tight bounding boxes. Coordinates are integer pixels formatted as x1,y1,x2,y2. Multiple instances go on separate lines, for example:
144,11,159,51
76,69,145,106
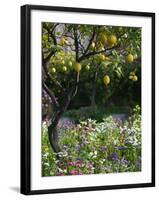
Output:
63,106,130,122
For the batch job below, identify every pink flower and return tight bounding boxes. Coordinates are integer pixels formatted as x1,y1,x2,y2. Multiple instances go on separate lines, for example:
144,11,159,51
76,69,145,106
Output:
75,163,81,167
68,161,76,166
69,170,79,175
87,164,93,169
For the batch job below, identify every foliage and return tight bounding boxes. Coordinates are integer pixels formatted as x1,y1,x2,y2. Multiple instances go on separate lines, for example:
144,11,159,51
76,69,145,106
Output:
42,23,141,117
42,105,141,176
64,106,130,123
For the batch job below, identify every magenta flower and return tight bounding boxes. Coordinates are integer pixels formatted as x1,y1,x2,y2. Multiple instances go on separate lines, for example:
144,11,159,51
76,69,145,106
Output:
68,161,76,166
75,163,81,167
69,170,79,175
68,160,82,167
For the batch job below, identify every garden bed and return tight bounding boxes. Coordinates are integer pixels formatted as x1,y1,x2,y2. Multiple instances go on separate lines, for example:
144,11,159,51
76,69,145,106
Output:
42,105,141,176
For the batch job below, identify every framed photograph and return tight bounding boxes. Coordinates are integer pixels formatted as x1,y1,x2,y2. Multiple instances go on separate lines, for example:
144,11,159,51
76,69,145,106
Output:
21,4,155,195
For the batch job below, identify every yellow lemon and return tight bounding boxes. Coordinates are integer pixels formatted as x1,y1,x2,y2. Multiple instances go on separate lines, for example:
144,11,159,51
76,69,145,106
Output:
74,62,82,72
132,75,138,81
127,54,134,63
99,33,107,45
129,75,133,80
62,66,67,72
61,60,65,65
103,75,110,85
68,61,73,67
85,65,90,70
89,42,95,50
51,67,56,73
134,53,138,60
130,72,135,76
108,35,117,45
99,54,106,61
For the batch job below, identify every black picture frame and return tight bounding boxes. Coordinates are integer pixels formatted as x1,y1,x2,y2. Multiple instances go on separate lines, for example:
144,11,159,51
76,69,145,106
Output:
21,4,155,195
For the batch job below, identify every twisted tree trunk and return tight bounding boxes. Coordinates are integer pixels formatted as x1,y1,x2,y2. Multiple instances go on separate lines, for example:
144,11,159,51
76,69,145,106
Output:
48,111,63,153
48,125,61,153
47,86,75,154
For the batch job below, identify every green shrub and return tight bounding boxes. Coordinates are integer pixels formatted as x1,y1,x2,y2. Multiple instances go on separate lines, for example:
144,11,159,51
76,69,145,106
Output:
64,106,130,123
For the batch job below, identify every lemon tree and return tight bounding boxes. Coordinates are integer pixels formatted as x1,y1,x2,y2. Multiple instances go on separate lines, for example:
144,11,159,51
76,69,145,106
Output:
42,22,141,154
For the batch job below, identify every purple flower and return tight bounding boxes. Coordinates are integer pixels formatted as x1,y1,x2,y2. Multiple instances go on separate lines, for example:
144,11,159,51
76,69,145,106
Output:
113,146,126,150
118,146,127,150
121,158,129,165
111,152,118,161
102,146,107,151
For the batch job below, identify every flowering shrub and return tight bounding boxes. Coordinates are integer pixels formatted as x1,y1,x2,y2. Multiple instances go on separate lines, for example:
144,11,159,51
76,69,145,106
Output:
42,105,141,176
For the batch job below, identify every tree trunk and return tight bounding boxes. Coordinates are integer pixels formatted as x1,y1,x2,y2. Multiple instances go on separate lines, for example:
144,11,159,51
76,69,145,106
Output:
48,117,61,153
48,108,65,154
90,65,100,106
48,93,72,154
47,72,80,154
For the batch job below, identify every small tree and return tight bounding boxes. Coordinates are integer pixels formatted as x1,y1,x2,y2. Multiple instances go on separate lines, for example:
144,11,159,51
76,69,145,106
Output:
42,22,141,153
